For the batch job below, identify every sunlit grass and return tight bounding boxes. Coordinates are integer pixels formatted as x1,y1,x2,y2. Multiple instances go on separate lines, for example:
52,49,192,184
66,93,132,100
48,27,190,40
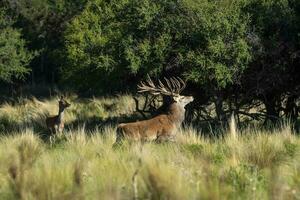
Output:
0,96,299,199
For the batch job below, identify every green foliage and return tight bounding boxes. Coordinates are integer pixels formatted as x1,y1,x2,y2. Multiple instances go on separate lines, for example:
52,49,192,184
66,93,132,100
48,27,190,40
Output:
62,0,127,91
1,0,88,84
0,9,33,83
183,0,251,88
62,0,252,91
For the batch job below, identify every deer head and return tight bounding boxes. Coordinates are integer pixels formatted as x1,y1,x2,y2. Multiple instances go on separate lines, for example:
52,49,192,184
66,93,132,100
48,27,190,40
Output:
58,96,71,112
137,75,194,108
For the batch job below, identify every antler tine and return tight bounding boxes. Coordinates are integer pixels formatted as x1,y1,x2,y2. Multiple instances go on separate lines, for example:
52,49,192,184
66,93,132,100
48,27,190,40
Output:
170,77,180,93
137,81,149,93
137,75,186,96
138,75,155,93
174,77,183,92
177,77,186,93
158,79,164,89
168,77,186,94
164,77,175,93
158,79,172,95
137,75,173,96
146,74,156,88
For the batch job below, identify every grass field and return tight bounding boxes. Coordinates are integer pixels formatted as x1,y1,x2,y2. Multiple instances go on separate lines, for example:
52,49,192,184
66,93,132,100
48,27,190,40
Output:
0,96,299,200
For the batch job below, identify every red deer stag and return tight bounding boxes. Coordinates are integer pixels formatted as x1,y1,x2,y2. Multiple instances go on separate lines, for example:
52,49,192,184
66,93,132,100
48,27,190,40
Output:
115,76,193,143
46,96,71,134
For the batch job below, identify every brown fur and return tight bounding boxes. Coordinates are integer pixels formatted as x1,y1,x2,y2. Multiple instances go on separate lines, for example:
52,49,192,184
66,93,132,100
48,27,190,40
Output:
115,96,193,143
46,97,70,134
46,116,65,134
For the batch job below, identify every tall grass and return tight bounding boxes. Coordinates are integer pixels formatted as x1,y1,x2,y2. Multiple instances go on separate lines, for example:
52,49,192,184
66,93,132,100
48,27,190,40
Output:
0,96,299,199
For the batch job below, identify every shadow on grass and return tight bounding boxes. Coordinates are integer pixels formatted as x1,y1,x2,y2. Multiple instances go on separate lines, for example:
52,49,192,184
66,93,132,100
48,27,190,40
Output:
0,110,147,142
67,112,146,132
0,116,49,138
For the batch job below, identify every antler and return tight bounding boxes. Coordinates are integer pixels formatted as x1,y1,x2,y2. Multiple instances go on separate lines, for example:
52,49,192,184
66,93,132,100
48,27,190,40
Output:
137,75,186,96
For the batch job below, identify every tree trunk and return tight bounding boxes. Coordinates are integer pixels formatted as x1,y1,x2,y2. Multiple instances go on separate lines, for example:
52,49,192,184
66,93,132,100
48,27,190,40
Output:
285,95,298,122
215,92,225,124
264,94,280,123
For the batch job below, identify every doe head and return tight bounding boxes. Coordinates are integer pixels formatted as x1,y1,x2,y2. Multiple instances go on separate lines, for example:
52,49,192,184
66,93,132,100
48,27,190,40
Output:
59,96,71,110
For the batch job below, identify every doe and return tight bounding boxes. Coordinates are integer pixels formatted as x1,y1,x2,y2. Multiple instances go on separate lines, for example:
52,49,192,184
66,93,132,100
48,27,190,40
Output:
46,96,71,134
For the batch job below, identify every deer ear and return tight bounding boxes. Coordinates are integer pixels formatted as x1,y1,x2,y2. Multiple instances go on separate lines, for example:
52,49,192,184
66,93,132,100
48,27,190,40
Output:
58,95,64,102
173,96,180,102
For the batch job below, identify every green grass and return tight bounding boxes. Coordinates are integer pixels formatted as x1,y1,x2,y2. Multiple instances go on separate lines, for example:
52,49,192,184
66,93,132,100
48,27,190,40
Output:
0,96,299,199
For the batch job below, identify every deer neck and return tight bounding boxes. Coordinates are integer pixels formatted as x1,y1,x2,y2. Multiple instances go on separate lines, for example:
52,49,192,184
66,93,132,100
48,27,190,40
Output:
57,109,65,123
167,103,185,124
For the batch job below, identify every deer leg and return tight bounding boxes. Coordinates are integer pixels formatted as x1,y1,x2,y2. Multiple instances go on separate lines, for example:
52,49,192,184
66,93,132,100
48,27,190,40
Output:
155,135,164,143
48,127,56,146
54,125,59,135
156,134,176,143
113,134,125,149
168,135,176,143
57,129,63,137
49,135,53,147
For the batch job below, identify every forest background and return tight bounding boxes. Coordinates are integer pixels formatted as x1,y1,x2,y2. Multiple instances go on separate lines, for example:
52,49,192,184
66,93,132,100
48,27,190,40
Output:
0,0,299,127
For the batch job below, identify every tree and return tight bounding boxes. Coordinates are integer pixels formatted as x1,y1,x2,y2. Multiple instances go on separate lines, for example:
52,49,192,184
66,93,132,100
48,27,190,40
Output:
238,0,300,122
0,7,33,83
2,0,87,84
62,0,251,96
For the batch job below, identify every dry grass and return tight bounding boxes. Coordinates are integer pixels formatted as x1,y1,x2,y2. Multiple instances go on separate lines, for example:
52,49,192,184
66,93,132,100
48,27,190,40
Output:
0,96,299,200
